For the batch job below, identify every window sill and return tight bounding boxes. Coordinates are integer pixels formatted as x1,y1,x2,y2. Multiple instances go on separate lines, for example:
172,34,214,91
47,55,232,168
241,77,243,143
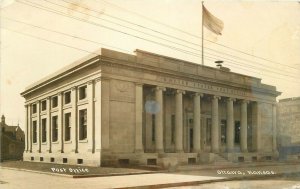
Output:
77,99,88,106
64,140,72,144
32,113,37,118
40,111,47,116
79,139,88,143
51,108,58,113
52,141,59,144
63,104,72,109
33,142,38,145
42,142,47,145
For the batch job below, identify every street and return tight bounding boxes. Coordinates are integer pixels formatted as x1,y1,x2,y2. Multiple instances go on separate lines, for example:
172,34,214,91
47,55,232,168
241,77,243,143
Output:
167,174,300,189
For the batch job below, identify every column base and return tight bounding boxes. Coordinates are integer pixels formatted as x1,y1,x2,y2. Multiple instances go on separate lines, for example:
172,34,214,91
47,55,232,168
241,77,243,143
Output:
134,149,144,153
193,149,201,153
156,149,164,154
175,150,184,153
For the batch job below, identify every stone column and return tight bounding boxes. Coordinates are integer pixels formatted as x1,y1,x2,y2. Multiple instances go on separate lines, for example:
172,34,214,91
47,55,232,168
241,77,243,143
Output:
175,90,185,153
25,105,28,152
46,97,51,152
36,101,41,153
193,93,202,153
155,86,165,153
58,92,63,153
87,80,95,153
272,104,277,152
211,96,220,153
71,87,78,153
240,100,248,152
28,104,32,153
135,83,144,153
226,98,235,152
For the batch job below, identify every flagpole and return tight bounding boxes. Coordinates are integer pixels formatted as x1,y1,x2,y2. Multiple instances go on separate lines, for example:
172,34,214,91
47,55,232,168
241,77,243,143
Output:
202,1,204,65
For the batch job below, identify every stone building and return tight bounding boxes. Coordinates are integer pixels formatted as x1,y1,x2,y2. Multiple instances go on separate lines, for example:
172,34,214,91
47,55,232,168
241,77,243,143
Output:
21,49,280,166
277,97,300,160
277,97,300,146
0,115,25,161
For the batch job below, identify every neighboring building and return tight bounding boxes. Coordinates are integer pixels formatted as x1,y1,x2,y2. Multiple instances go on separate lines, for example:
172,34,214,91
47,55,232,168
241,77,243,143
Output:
277,97,300,160
0,115,25,161
21,48,281,167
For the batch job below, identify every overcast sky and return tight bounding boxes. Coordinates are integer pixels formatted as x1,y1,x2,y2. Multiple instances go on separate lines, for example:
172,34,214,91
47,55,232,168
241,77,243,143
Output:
1,0,300,129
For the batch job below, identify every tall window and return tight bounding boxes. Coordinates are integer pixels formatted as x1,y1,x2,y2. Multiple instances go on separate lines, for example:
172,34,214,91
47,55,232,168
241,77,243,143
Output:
79,109,87,140
64,91,71,104
171,114,175,144
41,100,47,111
79,86,87,100
206,118,212,144
152,114,155,142
64,113,71,141
41,118,47,143
52,116,58,142
52,96,58,108
32,121,37,143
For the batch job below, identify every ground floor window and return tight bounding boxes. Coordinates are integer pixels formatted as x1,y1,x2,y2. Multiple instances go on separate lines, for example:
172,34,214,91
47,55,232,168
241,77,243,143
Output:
64,113,71,141
32,121,37,143
79,109,87,140
52,116,58,142
41,118,47,143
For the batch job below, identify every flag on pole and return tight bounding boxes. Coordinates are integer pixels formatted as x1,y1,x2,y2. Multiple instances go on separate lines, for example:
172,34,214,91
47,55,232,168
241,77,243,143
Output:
202,5,224,35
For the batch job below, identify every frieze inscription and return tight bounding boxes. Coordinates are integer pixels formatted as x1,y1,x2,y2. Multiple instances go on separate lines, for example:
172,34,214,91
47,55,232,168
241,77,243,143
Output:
157,76,247,96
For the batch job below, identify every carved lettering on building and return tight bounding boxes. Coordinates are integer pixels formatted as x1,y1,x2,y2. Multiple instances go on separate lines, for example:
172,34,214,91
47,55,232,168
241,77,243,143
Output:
157,76,247,96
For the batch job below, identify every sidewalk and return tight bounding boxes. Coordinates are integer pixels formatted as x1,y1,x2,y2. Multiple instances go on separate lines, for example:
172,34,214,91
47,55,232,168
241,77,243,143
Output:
1,161,300,188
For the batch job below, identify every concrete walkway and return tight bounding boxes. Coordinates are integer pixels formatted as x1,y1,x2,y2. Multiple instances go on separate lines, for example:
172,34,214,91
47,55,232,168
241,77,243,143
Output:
1,162,300,189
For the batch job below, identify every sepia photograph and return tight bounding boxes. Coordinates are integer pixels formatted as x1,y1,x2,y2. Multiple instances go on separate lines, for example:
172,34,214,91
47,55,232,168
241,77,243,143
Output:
0,0,300,188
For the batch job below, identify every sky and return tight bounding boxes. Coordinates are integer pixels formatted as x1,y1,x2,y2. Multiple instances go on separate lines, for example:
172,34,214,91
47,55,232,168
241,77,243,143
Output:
1,0,300,130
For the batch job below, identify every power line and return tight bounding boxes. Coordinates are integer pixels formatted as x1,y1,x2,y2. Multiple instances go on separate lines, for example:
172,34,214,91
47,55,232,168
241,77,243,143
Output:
16,0,217,58
46,0,300,76
2,17,132,54
15,0,300,79
95,0,300,71
3,25,300,85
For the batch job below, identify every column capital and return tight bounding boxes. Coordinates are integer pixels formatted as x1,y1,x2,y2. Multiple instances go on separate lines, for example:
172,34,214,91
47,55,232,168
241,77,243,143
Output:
176,89,185,94
193,92,204,97
227,97,236,102
135,82,144,87
155,86,166,91
57,92,63,96
213,95,221,100
87,80,94,85
242,99,250,104
95,77,101,83
71,86,77,91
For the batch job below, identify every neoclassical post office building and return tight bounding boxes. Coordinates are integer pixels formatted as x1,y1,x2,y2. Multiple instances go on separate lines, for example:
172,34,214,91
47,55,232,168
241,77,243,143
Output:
22,48,281,166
